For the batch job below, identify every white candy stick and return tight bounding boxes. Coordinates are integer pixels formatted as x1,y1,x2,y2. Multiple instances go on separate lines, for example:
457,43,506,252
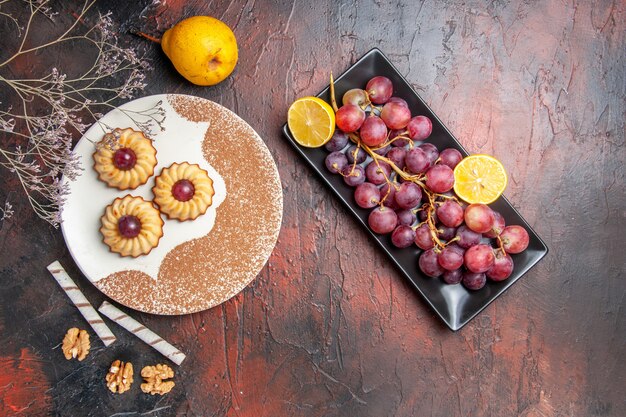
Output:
47,261,117,346
98,301,186,365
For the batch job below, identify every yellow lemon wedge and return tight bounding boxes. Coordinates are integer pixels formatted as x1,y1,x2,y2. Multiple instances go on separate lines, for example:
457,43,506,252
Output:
287,97,335,148
453,154,508,204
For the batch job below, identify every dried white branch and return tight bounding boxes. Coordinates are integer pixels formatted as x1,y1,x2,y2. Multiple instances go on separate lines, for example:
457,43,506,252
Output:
0,0,164,226
0,200,13,221
0,0,22,35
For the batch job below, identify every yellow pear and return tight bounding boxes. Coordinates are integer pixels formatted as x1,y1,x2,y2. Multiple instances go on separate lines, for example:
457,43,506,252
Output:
161,16,238,86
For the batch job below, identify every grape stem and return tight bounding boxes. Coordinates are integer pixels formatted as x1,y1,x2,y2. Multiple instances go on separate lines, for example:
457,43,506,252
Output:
329,73,339,112
347,132,425,185
348,130,448,250
360,91,373,110
346,143,362,177
434,193,459,202
495,234,507,256
371,133,412,150
425,191,447,251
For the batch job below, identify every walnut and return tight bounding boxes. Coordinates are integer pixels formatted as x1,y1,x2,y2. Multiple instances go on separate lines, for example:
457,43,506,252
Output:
106,360,134,394
140,364,175,395
61,328,90,361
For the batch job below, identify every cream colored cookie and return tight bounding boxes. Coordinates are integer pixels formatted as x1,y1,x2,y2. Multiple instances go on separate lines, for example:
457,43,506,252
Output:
100,195,164,257
152,162,214,221
93,128,157,190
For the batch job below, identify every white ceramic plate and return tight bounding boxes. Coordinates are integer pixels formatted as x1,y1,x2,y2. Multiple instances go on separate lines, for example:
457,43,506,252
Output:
61,94,282,314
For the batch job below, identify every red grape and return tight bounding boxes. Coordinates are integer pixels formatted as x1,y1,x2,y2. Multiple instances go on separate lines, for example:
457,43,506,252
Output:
113,148,137,170
325,151,348,174
455,225,481,249
360,116,388,147
366,76,393,104
391,225,416,248
438,225,457,240
438,244,465,271
407,116,432,141
394,182,422,209
346,145,366,164
500,225,530,254
341,165,365,187
396,209,416,226
426,164,455,193
464,244,495,273
486,252,514,281
325,131,349,152
418,143,439,166
439,148,463,169
484,210,505,238
419,249,445,277
462,272,486,290
380,148,406,169
442,269,463,285
354,182,381,209
381,102,411,130
436,200,464,227
342,88,368,107
172,180,195,202
336,104,365,133
386,147,407,169
368,206,398,234
380,182,400,209
118,215,141,238
464,203,495,233
388,97,408,107
365,161,392,185
414,224,434,250
405,147,430,174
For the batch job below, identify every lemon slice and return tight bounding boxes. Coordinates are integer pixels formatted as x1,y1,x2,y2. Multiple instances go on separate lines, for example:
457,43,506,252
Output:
453,154,508,204
287,97,335,147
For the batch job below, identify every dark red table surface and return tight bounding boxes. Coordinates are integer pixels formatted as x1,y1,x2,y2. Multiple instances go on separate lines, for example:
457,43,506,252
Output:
1,1,624,416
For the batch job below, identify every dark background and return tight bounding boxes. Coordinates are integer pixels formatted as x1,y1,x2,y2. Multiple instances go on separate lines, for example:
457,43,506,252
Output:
1,0,624,416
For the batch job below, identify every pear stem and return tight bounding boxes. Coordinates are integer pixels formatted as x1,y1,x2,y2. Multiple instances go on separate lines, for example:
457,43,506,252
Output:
129,27,161,44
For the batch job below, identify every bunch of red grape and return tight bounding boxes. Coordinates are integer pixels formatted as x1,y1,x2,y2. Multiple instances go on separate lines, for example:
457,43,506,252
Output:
324,75,531,291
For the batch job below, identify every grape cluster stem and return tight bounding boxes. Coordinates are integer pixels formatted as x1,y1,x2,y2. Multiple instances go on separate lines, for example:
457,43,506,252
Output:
329,75,455,252
495,234,506,256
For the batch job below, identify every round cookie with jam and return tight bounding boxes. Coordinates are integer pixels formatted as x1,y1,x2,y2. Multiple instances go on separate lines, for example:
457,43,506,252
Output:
152,162,215,221
93,128,158,190
100,195,164,258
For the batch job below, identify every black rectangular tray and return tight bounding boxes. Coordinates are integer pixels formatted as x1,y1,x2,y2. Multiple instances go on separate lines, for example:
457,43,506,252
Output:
281,48,548,331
